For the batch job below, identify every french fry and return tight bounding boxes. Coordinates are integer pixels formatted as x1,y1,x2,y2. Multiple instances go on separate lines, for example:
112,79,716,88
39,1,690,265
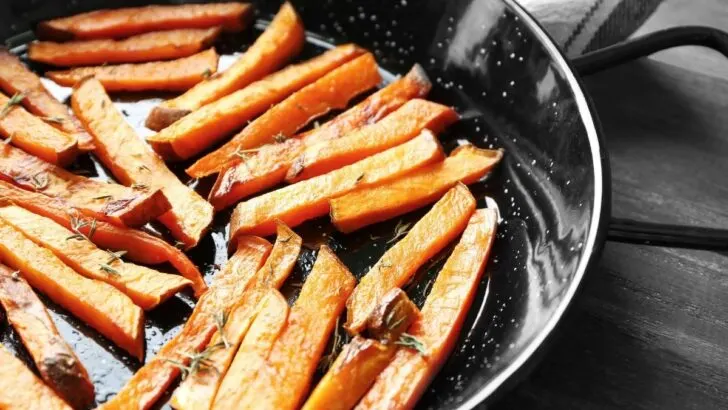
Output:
71,77,214,248
48,48,219,92
170,223,302,410
146,44,364,156
0,180,207,296
229,130,444,238
146,2,304,131
208,64,432,210
0,49,94,150
0,264,94,409
36,2,252,41
0,345,73,410
0,217,144,359
213,246,356,410
0,92,78,166
186,52,382,178
0,143,171,227
98,236,272,410
331,145,503,232
286,99,458,182
0,205,191,310
356,209,498,409
30,28,221,67
345,183,476,334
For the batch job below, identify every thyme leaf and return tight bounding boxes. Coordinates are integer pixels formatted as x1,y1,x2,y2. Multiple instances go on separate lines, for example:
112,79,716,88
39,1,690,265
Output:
41,116,65,125
0,92,25,118
174,240,186,249
105,250,126,264
395,333,427,355
202,68,212,79
31,172,49,190
387,220,412,244
130,183,148,190
93,195,113,200
99,263,120,276
272,132,287,143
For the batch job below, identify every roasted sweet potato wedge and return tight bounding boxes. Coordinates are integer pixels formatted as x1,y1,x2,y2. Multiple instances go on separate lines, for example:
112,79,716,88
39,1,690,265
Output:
0,205,191,310
0,180,207,295
357,209,498,409
0,263,94,409
36,2,252,41
146,44,364,156
0,217,144,359
71,77,214,248
208,64,432,210
48,48,219,92
0,345,73,410
186,52,382,178
346,183,476,334
331,145,503,232
0,143,171,227
30,28,221,67
286,99,458,182
0,49,94,150
213,245,355,410
98,236,272,410
229,131,444,239
146,2,304,131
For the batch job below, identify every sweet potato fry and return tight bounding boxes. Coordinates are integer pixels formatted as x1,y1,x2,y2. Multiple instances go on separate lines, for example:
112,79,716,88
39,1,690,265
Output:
0,143,171,227
214,245,356,410
0,263,94,409
0,345,73,410
0,180,207,295
170,222,301,410
346,183,476,334
331,145,503,232
186,52,382,178
146,45,364,157
72,77,213,248
0,205,191,310
302,289,419,410
229,131,444,238
0,49,94,151
30,28,221,67
146,2,304,131
0,218,144,359
48,48,219,92
36,2,252,41
0,92,78,166
98,236,272,410
208,64,432,210
356,209,498,409
287,99,458,182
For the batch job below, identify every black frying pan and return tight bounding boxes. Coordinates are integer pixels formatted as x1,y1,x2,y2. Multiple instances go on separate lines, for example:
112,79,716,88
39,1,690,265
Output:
1,0,727,409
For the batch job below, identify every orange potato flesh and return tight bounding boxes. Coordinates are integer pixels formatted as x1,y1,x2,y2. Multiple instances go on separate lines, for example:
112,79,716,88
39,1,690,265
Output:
48,48,219,92
356,209,498,409
331,145,503,232
229,131,445,239
208,64,432,210
0,205,191,310
170,223,302,410
0,92,78,166
146,2,304,131
0,143,171,227
0,180,207,296
0,264,94,409
98,236,272,410
36,2,252,41
287,99,458,182
214,246,356,410
0,217,144,359
29,28,221,66
146,44,364,157
0,49,94,150
345,183,476,334
0,345,73,410
186,52,382,178
71,77,213,249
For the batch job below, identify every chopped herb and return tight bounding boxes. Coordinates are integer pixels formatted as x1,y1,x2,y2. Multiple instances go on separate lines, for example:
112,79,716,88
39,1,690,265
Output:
279,235,292,243
130,183,148,190
395,333,426,355
165,342,226,380
273,133,287,143
387,221,412,244
0,92,25,118
87,218,97,240
121,109,129,116
93,195,113,200
214,310,230,349
318,317,343,371
138,164,151,172
10,270,20,281
105,250,126,264
31,173,48,190
174,240,186,249
355,173,365,184
99,264,120,276
41,116,65,125
202,68,212,79
66,233,86,241
233,147,261,158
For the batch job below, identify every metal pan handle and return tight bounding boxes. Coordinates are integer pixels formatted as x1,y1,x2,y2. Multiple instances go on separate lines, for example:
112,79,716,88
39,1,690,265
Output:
572,26,728,250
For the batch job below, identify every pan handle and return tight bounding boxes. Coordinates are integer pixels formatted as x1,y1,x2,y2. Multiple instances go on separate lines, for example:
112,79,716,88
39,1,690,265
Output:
572,26,728,250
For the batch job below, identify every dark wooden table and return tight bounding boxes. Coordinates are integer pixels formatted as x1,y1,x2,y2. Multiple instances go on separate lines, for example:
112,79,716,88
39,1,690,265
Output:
492,17,728,410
